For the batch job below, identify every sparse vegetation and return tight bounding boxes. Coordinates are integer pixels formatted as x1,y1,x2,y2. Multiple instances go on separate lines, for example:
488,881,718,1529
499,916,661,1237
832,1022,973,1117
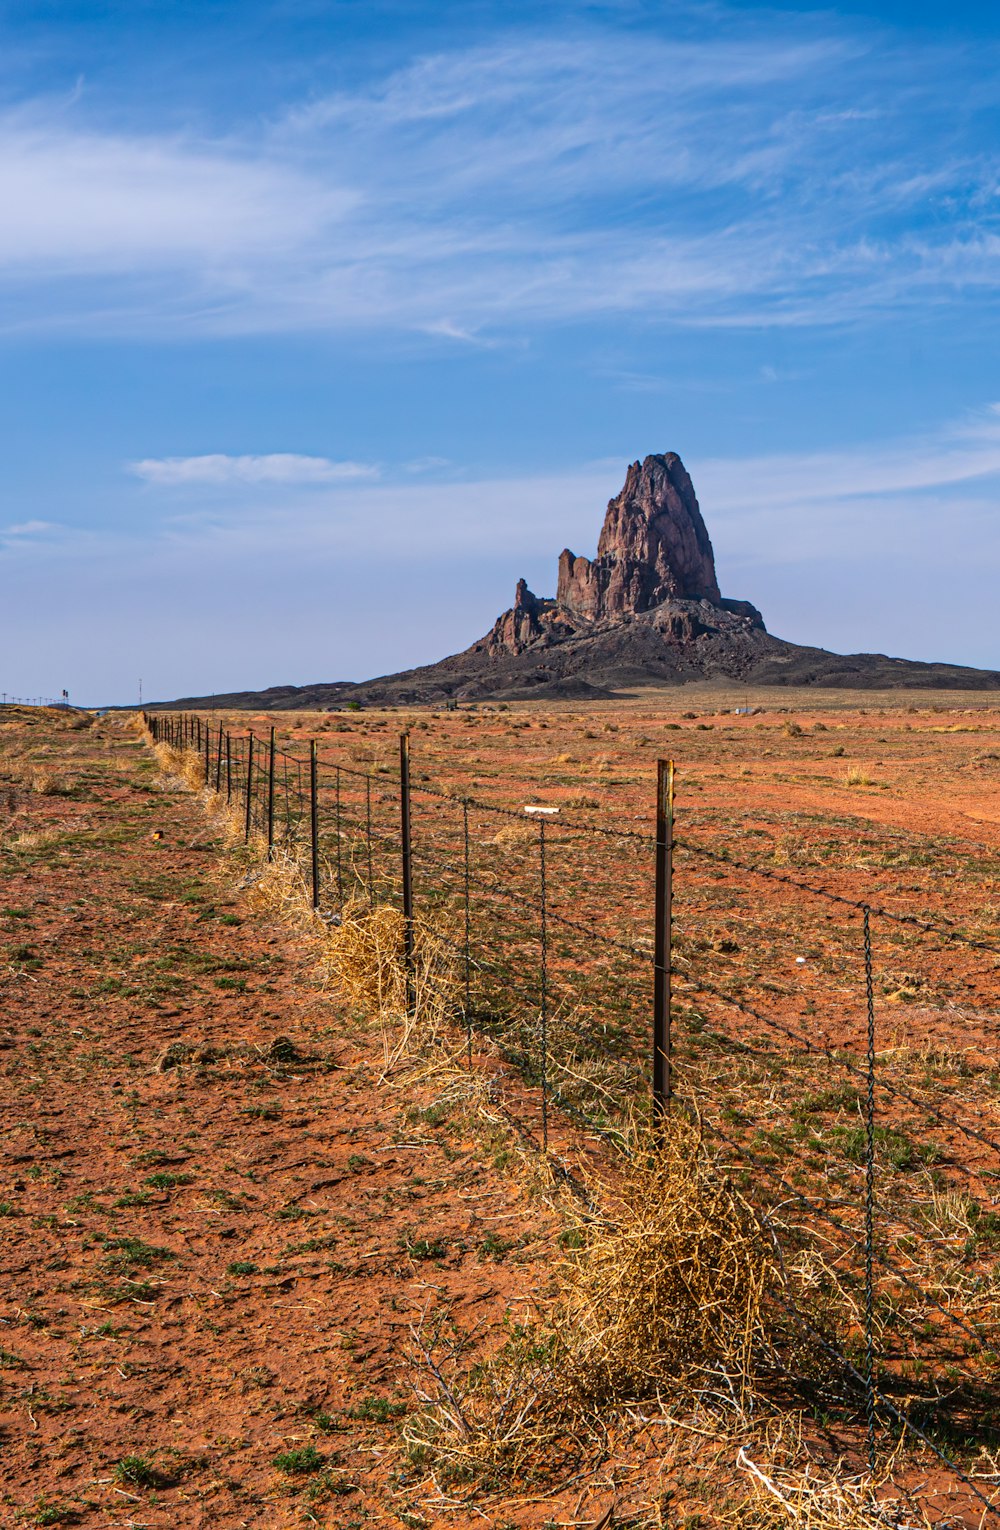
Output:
2,700,997,1526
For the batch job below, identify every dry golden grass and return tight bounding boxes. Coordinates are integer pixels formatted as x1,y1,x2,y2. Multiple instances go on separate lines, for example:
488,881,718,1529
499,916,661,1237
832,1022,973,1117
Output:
490,821,537,847
151,741,207,793
2,827,63,854
0,746,72,796
843,766,876,788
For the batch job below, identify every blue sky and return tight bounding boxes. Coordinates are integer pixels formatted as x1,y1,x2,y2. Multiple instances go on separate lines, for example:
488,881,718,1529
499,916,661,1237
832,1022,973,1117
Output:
1,0,999,704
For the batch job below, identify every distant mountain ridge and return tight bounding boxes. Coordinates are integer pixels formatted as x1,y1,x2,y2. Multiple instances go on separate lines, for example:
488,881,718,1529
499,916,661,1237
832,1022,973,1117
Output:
165,453,1000,707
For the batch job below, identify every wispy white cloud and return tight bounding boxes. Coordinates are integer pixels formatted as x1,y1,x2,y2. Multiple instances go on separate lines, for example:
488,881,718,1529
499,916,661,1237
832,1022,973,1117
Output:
128,453,377,486
3,518,58,534
94,404,1000,580
405,455,453,474
0,17,996,336
695,401,1000,534
0,111,353,275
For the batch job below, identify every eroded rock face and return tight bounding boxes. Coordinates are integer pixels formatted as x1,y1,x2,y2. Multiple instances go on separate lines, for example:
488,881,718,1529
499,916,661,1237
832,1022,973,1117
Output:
479,452,760,659
558,453,721,621
488,578,544,655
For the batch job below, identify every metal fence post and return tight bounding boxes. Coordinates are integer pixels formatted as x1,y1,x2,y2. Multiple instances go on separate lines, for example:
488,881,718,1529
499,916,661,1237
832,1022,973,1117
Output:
267,725,276,858
215,724,223,793
463,798,472,1069
244,733,254,841
225,732,232,803
863,905,878,1475
539,817,549,1151
204,722,210,784
400,733,415,1013
335,765,344,909
653,758,675,1129
365,776,374,906
310,740,320,911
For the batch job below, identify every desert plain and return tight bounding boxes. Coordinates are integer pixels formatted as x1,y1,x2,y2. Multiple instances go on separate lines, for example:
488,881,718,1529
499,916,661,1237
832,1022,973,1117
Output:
1,689,999,1529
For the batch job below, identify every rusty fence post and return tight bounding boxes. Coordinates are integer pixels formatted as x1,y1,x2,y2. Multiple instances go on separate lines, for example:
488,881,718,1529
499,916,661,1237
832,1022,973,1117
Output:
267,725,276,858
399,733,415,1013
310,740,320,911
335,765,344,909
463,798,472,1069
244,734,254,842
539,817,548,1152
653,758,675,1128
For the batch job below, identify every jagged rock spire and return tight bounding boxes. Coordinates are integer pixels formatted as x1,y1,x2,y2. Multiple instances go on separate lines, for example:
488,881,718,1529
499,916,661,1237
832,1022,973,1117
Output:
557,453,720,623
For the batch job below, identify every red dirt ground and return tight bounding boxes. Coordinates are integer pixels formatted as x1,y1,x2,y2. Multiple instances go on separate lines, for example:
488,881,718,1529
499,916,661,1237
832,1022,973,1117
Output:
1,714,583,1529
4,700,999,1530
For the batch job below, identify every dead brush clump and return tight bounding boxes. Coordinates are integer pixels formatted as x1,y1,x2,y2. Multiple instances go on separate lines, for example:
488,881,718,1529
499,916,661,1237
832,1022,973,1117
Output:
28,765,70,795
558,1115,777,1406
237,844,312,927
0,747,72,796
490,821,536,847
319,897,461,1067
731,1447,912,1530
150,741,205,793
404,1117,780,1492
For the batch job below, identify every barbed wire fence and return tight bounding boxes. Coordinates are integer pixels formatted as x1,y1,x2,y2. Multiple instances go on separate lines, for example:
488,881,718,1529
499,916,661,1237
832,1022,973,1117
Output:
147,710,1000,1519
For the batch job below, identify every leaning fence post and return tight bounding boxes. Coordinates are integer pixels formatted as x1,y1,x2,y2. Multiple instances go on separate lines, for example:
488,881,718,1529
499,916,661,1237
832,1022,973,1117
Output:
267,725,276,858
539,817,549,1152
310,740,320,911
862,904,878,1475
653,758,675,1129
244,734,254,842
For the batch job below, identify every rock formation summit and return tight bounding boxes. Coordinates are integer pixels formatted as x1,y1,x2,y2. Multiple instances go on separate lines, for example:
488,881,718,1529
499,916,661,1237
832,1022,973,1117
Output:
479,452,764,665
166,451,1000,708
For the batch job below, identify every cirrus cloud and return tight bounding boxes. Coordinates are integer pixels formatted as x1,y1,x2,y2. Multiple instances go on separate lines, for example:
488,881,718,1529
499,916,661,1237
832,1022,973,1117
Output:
128,453,378,487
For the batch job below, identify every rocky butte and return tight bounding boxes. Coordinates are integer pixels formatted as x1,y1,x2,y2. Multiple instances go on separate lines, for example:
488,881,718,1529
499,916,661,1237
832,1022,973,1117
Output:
168,451,1000,708
479,451,764,663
